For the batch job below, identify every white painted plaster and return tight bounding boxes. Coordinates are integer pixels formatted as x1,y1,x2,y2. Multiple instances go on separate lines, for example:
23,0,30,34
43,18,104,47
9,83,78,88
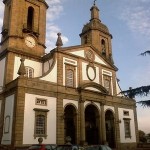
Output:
116,80,123,96
69,50,85,58
0,57,6,92
44,61,50,73
63,58,78,87
43,58,54,73
63,99,78,109
87,67,95,80
40,60,57,83
85,87,100,92
102,69,113,95
118,108,136,143
23,93,57,144
82,62,99,84
0,100,2,117
84,101,101,110
13,56,42,79
95,55,107,65
104,105,114,112
1,95,15,145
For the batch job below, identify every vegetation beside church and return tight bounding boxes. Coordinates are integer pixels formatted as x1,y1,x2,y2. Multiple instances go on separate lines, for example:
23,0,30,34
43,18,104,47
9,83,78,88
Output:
120,51,150,107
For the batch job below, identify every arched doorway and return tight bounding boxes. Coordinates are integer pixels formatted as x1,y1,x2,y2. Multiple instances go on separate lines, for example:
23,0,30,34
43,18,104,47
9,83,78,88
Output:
105,110,116,148
85,104,100,145
64,105,77,144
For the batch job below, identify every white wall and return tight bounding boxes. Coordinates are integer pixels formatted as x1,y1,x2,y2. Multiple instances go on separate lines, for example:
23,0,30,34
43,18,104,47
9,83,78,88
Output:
23,93,57,144
63,99,78,109
1,95,15,145
13,56,43,79
69,50,85,58
116,80,123,96
95,55,107,65
118,108,136,143
84,101,101,110
104,105,114,112
43,58,54,73
0,57,6,92
40,60,57,83
0,100,2,117
82,62,99,84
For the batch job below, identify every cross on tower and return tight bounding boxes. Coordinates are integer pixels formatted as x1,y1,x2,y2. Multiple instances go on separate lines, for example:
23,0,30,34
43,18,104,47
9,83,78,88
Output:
94,0,97,5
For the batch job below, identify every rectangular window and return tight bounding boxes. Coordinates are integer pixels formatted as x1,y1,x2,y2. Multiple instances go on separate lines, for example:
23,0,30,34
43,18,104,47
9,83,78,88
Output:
123,110,129,116
124,118,131,138
66,69,74,87
33,108,49,138
103,75,111,94
65,65,76,87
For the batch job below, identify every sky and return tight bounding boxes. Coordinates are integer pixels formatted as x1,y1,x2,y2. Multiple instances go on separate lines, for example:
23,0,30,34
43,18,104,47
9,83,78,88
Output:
0,0,150,133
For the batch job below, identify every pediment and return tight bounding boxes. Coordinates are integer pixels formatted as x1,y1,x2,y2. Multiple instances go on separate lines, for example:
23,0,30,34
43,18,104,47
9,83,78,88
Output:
78,82,108,94
61,45,116,69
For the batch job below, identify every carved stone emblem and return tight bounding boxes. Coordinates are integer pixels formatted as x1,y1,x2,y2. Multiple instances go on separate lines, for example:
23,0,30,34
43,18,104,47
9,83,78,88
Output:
85,50,95,62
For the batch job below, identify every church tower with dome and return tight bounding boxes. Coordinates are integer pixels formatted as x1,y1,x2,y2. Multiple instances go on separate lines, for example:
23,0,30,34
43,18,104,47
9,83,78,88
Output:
0,1,138,150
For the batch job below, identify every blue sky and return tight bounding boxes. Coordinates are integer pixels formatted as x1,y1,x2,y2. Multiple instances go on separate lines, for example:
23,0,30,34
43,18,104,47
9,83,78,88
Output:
0,0,150,133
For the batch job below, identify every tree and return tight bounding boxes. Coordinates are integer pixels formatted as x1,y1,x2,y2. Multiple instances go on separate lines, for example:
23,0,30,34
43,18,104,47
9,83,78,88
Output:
120,51,150,107
140,50,150,56
139,130,147,143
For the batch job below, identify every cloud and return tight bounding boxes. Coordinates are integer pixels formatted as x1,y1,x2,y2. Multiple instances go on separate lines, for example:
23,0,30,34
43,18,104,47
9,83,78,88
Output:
47,4,64,21
120,1,150,37
137,105,150,133
0,0,69,50
0,2,4,31
45,0,69,50
46,24,68,52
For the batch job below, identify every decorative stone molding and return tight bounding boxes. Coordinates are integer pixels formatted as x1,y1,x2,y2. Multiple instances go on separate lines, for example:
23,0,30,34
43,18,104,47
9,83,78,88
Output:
86,63,96,81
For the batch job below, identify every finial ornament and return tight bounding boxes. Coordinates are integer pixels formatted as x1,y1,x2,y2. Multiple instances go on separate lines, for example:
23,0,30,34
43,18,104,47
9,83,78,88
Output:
17,58,26,76
94,0,96,5
56,32,63,47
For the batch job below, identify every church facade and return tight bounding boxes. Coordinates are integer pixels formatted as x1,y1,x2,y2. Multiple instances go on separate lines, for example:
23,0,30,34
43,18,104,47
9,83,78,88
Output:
0,0,138,150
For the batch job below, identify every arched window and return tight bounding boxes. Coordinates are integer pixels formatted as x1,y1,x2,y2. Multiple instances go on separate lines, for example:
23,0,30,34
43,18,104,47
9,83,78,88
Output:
4,115,10,133
101,39,106,56
27,7,34,30
66,69,74,87
25,66,34,78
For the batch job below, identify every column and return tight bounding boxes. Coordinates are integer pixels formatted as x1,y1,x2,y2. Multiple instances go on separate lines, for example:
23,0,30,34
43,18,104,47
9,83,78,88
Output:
79,95,85,145
114,105,120,149
100,103,106,144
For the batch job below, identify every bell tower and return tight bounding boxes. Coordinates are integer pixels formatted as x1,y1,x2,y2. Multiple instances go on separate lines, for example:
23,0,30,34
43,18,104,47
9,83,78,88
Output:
0,0,48,57
80,2,113,62
0,0,48,85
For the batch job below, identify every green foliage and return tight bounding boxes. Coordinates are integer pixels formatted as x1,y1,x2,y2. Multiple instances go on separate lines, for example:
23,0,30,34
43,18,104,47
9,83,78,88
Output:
139,130,147,143
140,50,150,56
120,51,150,107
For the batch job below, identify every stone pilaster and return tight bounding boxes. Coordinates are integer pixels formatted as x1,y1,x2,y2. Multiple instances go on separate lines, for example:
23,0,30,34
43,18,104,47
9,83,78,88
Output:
79,95,85,145
114,105,121,150
100,103,106,143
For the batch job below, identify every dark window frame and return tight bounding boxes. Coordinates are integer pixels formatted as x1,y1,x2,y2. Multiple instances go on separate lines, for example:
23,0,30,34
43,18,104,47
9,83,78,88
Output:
33,108,49,139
